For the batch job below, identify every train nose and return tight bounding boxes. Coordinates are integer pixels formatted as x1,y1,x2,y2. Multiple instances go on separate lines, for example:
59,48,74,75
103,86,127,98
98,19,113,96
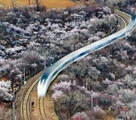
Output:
38,81,48,98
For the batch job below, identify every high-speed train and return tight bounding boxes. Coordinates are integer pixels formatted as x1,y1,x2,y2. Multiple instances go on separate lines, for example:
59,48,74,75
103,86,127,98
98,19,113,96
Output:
38,9,136,97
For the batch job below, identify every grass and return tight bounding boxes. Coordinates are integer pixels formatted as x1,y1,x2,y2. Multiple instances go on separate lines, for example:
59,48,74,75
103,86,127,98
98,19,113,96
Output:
0,0,78,9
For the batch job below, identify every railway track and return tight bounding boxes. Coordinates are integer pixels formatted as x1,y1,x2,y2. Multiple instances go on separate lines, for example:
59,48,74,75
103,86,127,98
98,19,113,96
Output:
20,70,47,120
20,69,57,120
115,9,131,29
21,77,39,120
19,10,130,120
38,97,47,120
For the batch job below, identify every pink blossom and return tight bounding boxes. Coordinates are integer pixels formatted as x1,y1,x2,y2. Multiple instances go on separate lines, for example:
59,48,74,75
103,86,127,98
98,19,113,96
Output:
52,90,64,101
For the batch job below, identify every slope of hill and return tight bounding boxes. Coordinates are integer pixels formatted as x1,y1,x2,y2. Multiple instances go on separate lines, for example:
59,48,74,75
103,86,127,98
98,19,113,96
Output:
0,0,78,9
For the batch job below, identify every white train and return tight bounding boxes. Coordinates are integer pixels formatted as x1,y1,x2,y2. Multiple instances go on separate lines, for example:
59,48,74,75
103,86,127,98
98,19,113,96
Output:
38,9,136,97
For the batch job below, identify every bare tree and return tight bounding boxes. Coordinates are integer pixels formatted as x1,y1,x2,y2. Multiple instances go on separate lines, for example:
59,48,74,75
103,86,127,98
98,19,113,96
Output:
28,0,31,5
11,0,16,7
35,0,41,11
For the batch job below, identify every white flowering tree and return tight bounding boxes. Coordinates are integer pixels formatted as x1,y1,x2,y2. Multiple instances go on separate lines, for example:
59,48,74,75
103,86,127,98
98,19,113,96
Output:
71,112,89,120
52,81,92,119
0,81,12,101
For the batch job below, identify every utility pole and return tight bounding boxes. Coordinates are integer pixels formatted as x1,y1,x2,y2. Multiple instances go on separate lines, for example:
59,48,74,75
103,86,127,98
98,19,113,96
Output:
86,79,88,90
86,78,93,109
91,96,93,109
24,68,26,84
12,94,17,120
12,79,17,120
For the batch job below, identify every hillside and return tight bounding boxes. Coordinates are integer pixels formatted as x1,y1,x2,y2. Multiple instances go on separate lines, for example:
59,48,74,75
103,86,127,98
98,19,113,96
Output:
0,0,78,9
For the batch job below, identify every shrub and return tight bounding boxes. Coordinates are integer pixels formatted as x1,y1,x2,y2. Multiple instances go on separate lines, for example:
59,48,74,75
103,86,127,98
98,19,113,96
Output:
71,112,89,120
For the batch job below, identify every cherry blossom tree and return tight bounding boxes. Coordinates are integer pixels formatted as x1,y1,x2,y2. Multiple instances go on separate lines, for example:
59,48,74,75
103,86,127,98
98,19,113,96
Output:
0,81,12,101
71,112,89,120
52,81,92,119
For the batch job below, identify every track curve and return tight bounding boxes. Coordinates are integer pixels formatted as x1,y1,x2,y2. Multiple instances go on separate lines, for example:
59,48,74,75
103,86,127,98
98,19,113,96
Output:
20,70,48,120
19,69,58,120
38,97,47,119
38,9,135,97
18,9,131,120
